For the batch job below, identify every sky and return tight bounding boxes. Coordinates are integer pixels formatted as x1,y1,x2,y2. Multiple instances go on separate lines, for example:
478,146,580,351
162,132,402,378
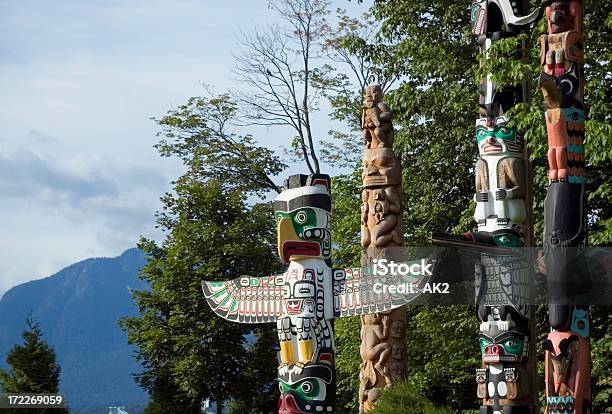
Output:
0,0,369,297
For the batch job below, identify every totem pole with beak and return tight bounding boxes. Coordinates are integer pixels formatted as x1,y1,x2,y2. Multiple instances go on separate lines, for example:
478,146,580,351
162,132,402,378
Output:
540,1,591,413
202,174,424,414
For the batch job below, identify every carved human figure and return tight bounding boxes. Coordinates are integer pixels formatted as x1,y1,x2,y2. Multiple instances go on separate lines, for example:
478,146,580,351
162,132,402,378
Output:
473,116,527,247
360,313,391,374
391,343,403,360
389,320,404,339
358,313,392,412
539,1,585,183
362,85,394,149
369,187,403,248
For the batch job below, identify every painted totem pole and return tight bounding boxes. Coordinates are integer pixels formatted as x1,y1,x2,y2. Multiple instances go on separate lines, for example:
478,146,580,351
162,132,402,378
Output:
359,84,406,412
470,2,540,413
203,174,337,413
202,173,423,414
539,1,591,413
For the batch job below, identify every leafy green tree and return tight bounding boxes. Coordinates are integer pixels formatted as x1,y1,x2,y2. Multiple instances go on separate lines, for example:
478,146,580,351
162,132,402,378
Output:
325,0,610,412
0,318,68,414
120,93,285,414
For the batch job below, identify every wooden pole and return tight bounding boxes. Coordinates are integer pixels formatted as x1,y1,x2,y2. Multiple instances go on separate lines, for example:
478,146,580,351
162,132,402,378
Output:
358,85,406,412
539,1,591,412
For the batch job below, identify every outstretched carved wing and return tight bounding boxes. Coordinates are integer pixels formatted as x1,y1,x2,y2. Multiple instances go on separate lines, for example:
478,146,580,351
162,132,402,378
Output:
201,275,285,324
333,266,427,318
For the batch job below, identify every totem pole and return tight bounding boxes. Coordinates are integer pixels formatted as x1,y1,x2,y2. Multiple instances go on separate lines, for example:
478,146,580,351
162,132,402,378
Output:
202,173,423,414
539,1,591,413
471,2,542,413
432,1,542,413
359,84,406,412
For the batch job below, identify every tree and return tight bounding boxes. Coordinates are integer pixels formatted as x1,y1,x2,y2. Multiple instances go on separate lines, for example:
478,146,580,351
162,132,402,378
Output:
319,9,399,168
324,0,611,411
120,93,285,414
233,0,332,174
153,89,286,196
0,318,68,414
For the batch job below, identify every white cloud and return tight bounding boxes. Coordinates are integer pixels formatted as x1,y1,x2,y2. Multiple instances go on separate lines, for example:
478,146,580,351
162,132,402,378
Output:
0,0,370,297
0,129,174,296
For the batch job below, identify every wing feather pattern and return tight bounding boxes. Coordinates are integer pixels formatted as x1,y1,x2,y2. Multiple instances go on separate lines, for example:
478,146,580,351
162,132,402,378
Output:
201,275,284,323
334,266,426,318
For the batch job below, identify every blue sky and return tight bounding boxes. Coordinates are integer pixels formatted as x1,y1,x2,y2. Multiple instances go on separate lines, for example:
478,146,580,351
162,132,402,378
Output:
0,0,369,296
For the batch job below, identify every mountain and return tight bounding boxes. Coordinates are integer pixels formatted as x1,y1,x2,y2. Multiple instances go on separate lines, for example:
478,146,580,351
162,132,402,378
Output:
0,248,149,413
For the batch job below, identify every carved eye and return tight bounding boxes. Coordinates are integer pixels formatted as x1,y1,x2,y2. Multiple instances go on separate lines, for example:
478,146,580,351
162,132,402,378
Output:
301,382,312,393
295,211,308,224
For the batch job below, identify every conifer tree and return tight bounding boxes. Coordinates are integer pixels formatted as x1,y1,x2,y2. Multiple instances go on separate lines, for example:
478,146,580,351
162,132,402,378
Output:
0,317,68,413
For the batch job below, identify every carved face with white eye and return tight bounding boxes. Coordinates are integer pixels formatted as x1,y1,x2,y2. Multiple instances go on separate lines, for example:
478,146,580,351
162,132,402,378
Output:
278,363,334,414
475,117,523,156
274,184,332,262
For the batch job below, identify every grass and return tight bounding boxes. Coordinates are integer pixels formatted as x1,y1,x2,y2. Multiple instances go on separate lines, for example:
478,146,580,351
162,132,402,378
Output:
368,380,453,414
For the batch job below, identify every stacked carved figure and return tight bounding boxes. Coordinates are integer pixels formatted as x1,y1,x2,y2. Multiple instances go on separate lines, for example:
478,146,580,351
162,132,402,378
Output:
471,2,540,413
359,85,407,412
432,1,592,413
202,173,424,414
540,1,591,413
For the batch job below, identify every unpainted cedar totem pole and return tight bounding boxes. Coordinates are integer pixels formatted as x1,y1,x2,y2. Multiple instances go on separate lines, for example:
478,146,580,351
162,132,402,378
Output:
359,84,406,412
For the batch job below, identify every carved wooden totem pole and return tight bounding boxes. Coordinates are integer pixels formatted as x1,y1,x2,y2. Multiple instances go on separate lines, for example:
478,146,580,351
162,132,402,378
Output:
359,84,406,412
202,173,423,414
469,2,543,413
539,1,591,413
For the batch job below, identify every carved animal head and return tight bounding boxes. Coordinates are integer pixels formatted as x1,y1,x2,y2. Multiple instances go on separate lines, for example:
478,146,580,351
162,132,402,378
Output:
543,335,579,386
362,148,400,187
547,1,574,33
278,349,335,414
274,174,332,263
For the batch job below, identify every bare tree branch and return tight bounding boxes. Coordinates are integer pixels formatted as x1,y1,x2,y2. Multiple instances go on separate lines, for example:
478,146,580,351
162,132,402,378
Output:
232,0,332,174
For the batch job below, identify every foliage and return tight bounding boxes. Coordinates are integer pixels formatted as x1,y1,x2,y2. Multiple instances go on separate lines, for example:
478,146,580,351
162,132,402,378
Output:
368,378,452,414
154,90,285,196
0,318,68,414
121,93,285,413
325,0,611,412
590,306,612,413
403,306,480,410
